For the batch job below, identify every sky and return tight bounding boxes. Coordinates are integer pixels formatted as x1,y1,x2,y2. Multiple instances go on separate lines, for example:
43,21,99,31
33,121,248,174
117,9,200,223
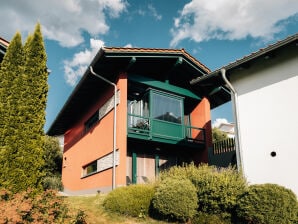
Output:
1,0,297,132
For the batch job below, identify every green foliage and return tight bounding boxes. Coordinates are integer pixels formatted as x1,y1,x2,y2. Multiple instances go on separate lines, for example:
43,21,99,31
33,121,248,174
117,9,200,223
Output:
43,136,62,175
103,184,155,217
161,163,247,219
42,176,63,191
152,177,198,222
42,136,63,191
192,212,231,224
235,184,298,224
0,23,49,193
212,127,228,142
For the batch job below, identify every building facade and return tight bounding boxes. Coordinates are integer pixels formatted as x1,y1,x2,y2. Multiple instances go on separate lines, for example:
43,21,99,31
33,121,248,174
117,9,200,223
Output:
48,47,213,195
192,33,298,195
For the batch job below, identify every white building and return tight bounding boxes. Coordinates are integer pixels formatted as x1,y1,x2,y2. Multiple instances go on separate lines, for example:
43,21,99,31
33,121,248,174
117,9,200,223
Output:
193,33,298,196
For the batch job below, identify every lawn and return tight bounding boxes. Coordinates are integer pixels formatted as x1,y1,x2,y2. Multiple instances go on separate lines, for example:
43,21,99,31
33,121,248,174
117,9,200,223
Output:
65,194,168,224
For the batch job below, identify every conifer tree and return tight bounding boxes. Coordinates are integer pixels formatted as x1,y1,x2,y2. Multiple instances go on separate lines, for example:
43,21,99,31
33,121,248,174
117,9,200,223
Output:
0,33,25,190
0,32,24,146
0,24,49,192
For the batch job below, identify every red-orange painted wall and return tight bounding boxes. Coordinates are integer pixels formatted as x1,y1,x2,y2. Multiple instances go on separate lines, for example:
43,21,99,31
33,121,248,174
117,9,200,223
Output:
62,73,128,193
62,74,211,193
190,97,212,163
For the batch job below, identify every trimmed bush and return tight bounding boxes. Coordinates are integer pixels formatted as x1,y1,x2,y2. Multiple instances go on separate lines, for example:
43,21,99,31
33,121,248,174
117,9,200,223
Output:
192,212,231,224
235,183,298,224
151,177,197,222
161,163,247,219
103,184,155,217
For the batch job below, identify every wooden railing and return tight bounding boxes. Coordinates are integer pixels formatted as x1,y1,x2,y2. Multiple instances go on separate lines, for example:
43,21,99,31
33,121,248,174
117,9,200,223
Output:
213,138,235,154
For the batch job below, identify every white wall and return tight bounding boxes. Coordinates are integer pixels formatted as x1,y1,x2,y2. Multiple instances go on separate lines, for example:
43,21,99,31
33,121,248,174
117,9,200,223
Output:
230,46,298,195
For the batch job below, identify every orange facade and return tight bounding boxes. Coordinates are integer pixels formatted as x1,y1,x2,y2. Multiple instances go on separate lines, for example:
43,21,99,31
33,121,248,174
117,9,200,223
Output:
62,73,128,194
47,47,214,195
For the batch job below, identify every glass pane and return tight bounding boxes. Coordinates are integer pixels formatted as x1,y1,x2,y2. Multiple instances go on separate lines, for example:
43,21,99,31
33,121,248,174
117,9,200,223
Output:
152,93,182,124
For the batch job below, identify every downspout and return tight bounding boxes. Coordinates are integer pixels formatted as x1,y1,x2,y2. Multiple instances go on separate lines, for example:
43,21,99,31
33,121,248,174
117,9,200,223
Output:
220,68,244,172
90,66,117,190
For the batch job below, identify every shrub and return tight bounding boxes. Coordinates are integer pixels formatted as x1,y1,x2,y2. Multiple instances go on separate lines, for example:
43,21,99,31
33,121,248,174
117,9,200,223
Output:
161,163,247,219
192,212,231,224
0,188,88,223
235,183,298,224
0,189,69,223
42,175,63,191
151,177,197,222
103,184,155,217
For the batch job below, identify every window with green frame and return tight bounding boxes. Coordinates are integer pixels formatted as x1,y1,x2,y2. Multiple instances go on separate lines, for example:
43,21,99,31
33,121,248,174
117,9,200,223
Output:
128,88,184,125
151,91,183,124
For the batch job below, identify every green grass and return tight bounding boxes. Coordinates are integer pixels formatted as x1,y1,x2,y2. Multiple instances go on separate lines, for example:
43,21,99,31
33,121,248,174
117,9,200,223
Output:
65,194,169,224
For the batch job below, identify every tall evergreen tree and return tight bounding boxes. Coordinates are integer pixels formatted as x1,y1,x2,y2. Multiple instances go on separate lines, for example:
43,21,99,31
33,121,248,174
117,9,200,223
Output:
0,32,24,146
0,24,49,192
0,33,25,190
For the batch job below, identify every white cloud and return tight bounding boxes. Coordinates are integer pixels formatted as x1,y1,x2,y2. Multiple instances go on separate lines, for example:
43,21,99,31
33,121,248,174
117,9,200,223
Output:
135,4,162,21
123,43,133,48
148,4,162,21
212,118,229,128
171,0,298,46
64,38,104,86
0,0,127,47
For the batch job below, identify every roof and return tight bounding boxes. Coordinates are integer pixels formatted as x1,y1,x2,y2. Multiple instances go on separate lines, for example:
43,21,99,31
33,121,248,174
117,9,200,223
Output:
0,37,9,48
190,33,298,107
103,47,211,73
47,47,210,136
0,37,9,63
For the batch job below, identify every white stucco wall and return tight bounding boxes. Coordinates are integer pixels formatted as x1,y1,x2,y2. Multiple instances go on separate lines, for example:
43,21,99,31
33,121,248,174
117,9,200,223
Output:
230,46,298,195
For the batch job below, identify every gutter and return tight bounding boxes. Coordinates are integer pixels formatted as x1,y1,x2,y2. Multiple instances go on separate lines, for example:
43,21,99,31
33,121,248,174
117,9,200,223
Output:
220,68,243,172
90,66,118,190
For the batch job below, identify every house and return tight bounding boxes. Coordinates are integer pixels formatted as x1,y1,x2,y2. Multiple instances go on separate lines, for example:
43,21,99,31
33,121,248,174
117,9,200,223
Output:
192,33,298,195
217,122,235,138
47,47,217,195
0,37,9,63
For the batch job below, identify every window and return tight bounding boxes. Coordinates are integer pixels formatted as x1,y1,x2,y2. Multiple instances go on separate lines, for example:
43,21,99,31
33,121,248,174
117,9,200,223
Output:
83,161,97,176
152,92,183,124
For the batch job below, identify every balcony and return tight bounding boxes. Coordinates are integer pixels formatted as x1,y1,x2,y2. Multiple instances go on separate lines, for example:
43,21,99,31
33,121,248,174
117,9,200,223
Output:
127,113,205,146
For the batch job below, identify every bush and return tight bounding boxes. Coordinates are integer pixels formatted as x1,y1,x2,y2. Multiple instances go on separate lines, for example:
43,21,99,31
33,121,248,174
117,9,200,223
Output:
151,177,197,222
192,212,231,224
103,184,155,217
235,183,298,224
161,163,247,219
0,189,69,223
0,188,87,223
42,175,63,191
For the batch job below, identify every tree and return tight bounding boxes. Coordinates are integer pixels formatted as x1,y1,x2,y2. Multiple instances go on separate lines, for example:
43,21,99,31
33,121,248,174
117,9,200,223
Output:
0,24,49,193
42,136,63,190
212,127,228,143
0,32,24,146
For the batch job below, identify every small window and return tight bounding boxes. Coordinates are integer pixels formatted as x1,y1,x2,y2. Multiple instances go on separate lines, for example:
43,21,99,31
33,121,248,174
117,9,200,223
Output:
83,161,97,176
85,111,99,131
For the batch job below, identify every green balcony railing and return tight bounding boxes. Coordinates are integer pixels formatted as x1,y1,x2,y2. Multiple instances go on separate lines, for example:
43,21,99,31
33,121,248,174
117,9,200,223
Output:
127,113,205,145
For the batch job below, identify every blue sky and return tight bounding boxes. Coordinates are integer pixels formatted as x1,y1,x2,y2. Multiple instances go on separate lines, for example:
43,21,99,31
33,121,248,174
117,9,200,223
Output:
1,0,297,131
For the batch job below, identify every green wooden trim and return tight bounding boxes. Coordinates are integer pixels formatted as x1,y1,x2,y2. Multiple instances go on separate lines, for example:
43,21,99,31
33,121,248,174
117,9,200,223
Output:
132,152,137,184
128,74,201,100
